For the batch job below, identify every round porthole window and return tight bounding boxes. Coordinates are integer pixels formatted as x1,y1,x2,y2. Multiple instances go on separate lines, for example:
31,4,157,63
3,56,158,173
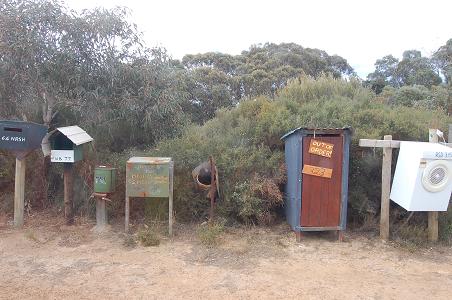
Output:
422,160,450,193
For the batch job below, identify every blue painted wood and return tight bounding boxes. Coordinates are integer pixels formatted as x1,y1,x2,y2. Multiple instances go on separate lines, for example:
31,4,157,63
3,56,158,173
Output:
340,130,352,230
283,133,302,231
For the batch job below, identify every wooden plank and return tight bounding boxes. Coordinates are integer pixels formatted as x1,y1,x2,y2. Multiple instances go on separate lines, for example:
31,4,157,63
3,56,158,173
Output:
14,158,26,227
329,136,343,227
360,139,452,149
301,138,315,226
299,226,341,231
301,136,342,227
380,135,392,240
308,139,334,158
428,128,439,242
359,139,401,148
302,164,333,178
319,136,333,227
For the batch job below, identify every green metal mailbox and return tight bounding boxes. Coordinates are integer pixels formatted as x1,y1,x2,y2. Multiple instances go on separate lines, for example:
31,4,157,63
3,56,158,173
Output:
94,166,116,193
125,157,174,235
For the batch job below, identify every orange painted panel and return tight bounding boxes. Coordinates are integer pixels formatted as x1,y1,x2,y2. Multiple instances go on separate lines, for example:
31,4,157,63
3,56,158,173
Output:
301,135,343,227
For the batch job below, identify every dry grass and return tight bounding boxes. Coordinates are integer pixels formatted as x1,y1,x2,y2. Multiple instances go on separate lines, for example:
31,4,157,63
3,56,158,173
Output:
197,222,225,247
137,230,160,247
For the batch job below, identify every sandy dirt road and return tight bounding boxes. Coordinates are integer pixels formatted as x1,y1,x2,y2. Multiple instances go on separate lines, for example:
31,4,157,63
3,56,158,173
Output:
1,215,452,299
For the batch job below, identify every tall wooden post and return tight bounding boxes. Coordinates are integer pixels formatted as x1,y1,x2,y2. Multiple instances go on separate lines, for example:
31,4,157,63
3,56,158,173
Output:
168,161,174,237
449,124,452,142
14,158,26,227
63,163,74,225
428,129,439,242
208,157,216,224
125,195,130,233
380,135,392,240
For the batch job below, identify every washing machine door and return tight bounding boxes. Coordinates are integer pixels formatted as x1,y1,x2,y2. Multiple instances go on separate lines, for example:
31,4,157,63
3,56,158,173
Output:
422,160,451,192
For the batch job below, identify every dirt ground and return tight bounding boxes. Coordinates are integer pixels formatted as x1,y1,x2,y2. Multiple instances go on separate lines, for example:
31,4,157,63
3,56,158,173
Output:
1,212,452,300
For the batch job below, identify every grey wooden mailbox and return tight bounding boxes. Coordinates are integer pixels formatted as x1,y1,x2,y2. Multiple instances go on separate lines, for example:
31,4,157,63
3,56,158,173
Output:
0,120,48,227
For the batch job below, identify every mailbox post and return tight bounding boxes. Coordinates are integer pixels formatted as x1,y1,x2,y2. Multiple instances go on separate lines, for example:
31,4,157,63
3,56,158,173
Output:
0,120,48,227
43,126,93,224
125,157,174,236
92,166,117,230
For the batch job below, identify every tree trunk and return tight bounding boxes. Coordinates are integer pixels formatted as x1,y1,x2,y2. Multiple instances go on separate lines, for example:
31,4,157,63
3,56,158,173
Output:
40,89,55,208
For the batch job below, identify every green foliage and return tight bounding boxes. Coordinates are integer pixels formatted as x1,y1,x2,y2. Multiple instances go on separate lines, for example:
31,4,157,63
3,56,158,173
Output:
433,39,452,85
197,222,225,247
378,84,450,112
1,0,451,237
367,50,442,93
181,43,354,124
0,0,189,151
131,75,451,224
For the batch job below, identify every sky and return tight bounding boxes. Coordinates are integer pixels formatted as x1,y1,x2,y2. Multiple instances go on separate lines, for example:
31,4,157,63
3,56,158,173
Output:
66,0,452,78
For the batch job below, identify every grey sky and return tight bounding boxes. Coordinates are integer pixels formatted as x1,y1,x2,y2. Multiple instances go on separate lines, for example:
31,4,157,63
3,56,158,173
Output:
67,0,452,78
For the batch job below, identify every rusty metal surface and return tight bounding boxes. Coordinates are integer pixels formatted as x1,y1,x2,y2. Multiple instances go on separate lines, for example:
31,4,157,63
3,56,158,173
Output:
127,157,172,165
126,157,171,198
281,127,353,140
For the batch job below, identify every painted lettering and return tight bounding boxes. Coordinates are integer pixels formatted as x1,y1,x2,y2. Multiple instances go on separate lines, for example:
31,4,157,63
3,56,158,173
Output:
1,136,25,142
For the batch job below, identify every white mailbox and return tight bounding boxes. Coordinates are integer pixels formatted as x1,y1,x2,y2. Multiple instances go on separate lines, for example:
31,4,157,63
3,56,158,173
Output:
390,141,452,211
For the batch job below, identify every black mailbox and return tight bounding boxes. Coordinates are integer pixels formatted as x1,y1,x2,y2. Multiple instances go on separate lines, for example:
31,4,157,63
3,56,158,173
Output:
0,120,48,159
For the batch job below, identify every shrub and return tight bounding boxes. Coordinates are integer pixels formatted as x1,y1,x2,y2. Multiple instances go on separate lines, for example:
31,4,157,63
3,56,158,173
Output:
197,222,225,247
137,228,160,247
142,75,452,226
41,75,450,232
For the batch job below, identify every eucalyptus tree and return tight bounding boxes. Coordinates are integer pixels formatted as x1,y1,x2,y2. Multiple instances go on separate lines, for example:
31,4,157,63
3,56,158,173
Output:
367,50,442,93
181,43,354,124
0,0,189,208
0,0,188,150
433,39,452,85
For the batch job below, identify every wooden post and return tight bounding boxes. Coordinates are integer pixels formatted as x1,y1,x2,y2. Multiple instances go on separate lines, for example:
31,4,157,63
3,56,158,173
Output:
208,156,216,224
168,161,174,237
96,198,107,229
125,196,130,232
428,128,439,242
380,135,393,240
14,158,26,227
295,231,302,242
63,163,74,225
449,124,452,143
